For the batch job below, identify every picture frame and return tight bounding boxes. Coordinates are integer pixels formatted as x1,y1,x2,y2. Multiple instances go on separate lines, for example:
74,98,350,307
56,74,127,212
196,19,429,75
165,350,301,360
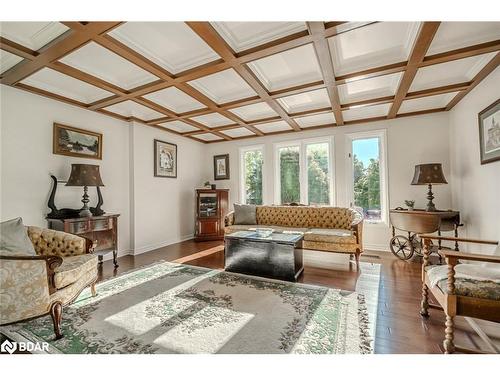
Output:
154,139,177,178
213,154,230,180
53,123,102,160
478,98,500,165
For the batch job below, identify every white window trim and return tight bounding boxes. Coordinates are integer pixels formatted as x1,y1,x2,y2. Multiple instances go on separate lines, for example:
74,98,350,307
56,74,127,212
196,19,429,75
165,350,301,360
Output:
345,129,389,226
238,144,265,205
273,136,335,206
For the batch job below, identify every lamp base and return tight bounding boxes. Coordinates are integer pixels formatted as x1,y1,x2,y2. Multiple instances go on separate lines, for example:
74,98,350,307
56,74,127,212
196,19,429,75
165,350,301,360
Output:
79,208,92,217
79,185,93,217
425,183,437,212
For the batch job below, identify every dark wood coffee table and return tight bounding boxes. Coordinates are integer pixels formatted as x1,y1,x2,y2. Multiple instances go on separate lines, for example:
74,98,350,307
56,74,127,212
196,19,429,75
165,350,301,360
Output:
224,231,304,281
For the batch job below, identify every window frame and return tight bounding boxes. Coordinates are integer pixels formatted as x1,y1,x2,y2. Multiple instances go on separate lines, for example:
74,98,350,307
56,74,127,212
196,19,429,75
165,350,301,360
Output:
273,136,335,206
345,129,389,225
238,144,266,205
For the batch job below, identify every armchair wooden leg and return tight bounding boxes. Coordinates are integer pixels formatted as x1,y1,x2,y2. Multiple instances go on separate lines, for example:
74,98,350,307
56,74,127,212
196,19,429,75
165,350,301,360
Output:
444,314,456,354
420,284,430,317
354,249,360,269
90,282,97,297
49,301,63,340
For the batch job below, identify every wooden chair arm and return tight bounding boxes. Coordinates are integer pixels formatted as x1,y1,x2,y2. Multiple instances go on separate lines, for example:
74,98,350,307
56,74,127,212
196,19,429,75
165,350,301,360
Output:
438,250,500,264
420,235,498,245
0,254,63,294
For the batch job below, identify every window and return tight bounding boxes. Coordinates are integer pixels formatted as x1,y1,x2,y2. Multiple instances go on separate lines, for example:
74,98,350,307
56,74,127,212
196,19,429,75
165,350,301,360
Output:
274,138,333,205
239,145,264,205
346,130,388,223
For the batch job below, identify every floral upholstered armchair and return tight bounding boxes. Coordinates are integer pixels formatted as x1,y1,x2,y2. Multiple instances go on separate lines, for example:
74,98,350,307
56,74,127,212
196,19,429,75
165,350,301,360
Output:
0,222,98,340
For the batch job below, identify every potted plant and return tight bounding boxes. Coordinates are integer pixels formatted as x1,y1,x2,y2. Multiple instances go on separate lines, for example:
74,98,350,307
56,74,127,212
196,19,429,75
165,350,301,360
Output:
404,200,415,211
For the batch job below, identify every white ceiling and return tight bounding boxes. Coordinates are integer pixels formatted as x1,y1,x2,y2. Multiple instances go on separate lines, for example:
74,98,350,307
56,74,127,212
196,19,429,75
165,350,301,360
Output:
247,44,322,91
399,92,459,114
0,22,68,51
0,49,23,74
427,22,500,56
108,22,220,74
143,86,205,114
21,67,113,103
59,41,158,90
211,22,306,53
339,72,403,104
104,100,164,120
254,120,292,133
191,133,224,141
295,112,336,128
190,112,234,128
328,22,421,76
158,120,198,133
228,101,278,121
188,68,257,104
220,127,255,138
343,102,391,121
277,88,331,113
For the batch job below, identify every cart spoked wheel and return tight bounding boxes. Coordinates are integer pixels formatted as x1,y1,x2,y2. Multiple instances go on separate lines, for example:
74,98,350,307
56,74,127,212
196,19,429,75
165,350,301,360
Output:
390,235,414,260
412,236,424,256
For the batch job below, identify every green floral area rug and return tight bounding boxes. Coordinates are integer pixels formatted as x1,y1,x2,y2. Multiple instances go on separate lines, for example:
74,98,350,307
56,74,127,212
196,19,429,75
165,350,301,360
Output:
1,262,372,354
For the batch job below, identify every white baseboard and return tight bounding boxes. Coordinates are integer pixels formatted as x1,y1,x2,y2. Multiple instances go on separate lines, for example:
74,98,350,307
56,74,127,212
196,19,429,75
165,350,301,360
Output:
132,233,195,256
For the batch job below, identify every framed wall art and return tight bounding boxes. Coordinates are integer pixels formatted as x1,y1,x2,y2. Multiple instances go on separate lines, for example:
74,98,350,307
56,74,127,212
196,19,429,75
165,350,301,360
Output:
154,139,177,178
213,154,230,180
53,123,102,160
478,98,500,165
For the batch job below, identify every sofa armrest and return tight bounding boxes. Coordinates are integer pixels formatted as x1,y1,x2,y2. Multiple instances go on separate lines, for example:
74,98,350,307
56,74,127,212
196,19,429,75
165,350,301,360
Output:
27,226,93,257
350,210,364,248
224,211,235,227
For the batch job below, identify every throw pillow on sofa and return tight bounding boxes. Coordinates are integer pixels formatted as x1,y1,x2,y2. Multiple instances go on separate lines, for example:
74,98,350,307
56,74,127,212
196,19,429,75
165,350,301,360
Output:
234,204,257,225
0,217,36,256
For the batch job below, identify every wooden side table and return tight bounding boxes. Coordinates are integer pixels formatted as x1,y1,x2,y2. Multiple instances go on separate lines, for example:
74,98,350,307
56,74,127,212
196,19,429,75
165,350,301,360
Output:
47,214,120,267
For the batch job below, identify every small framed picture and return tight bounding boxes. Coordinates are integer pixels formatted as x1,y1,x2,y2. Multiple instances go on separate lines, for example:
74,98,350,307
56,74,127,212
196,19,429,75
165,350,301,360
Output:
213,154,230,180
53,123,102,160
478,99,500,165
154,139,177,178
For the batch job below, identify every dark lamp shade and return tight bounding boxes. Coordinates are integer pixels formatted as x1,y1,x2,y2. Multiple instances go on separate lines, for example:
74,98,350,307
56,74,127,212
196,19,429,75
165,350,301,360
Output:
411,163,447,185
66,164,104,187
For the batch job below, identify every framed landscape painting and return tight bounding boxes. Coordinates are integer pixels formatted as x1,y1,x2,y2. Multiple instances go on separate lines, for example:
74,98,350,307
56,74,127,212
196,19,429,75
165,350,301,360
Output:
478,99,500,165
214,154,230,180
154,139,177,178
53,123,102,160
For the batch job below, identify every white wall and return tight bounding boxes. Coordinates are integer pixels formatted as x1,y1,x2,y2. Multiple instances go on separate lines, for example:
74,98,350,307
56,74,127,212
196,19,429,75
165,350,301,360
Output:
0,86,205,257
449,67,500,253
203,113,452,251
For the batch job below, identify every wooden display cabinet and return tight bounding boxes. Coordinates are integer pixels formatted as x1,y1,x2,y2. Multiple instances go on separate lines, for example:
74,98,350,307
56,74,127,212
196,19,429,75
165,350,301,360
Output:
195,189,229,241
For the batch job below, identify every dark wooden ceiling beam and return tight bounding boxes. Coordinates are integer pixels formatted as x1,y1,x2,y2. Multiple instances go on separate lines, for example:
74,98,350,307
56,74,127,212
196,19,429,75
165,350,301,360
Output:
388,22,441,118
422,39,500,67
307,22,344,125
0,37,38,60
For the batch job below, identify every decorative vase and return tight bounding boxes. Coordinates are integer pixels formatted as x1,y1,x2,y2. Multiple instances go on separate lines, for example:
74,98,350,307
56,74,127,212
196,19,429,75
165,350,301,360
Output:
211,184,216,190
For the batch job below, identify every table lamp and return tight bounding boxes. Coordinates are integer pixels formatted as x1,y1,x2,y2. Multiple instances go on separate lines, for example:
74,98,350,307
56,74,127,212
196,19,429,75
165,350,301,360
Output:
411,163,447,212
66,164,104,217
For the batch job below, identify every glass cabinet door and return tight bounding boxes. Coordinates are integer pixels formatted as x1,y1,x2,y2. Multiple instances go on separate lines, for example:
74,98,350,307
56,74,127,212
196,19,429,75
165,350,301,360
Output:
199,193,218,217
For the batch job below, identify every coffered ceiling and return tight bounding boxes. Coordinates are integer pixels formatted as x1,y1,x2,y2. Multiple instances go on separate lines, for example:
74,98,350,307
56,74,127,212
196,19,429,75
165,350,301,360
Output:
1,21,499,143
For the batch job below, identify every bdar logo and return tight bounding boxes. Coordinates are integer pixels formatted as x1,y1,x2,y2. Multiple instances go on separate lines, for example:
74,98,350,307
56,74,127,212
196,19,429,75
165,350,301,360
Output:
1,339,17,354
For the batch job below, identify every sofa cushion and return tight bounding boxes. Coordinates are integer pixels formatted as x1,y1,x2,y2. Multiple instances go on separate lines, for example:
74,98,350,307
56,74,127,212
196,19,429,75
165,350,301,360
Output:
54,254,98,289
234,204,257,225
304,228,356,244
224,225,308,235
0,217,36,256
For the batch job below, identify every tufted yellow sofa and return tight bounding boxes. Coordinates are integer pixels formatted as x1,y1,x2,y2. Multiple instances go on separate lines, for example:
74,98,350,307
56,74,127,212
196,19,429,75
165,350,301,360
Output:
0,226,98,339
224,205,364,265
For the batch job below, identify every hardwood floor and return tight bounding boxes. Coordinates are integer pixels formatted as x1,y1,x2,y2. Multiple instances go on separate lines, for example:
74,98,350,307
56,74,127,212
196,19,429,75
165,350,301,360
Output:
97,240,500,354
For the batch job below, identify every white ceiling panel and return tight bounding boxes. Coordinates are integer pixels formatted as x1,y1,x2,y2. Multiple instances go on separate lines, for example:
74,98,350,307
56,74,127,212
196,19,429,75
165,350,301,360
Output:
108,22,220,74
295,112,336,128
158,120,198,133
277,88,331,114
220,127,255,138
191,133,223,142
21,67,113,104
338,72,403,104
0,22,69,51
188,68,257,104
211,22,306,52
104,100,163,121
190,112,234,128
59,42,158,90
228,101,278,121
254,120,291,133
247,44,323,91
143,86,205,114
410,52,496,92
0,49,23,74
328,22,421,76
343,102,391,122
427,22,500,55
399,92,459,114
